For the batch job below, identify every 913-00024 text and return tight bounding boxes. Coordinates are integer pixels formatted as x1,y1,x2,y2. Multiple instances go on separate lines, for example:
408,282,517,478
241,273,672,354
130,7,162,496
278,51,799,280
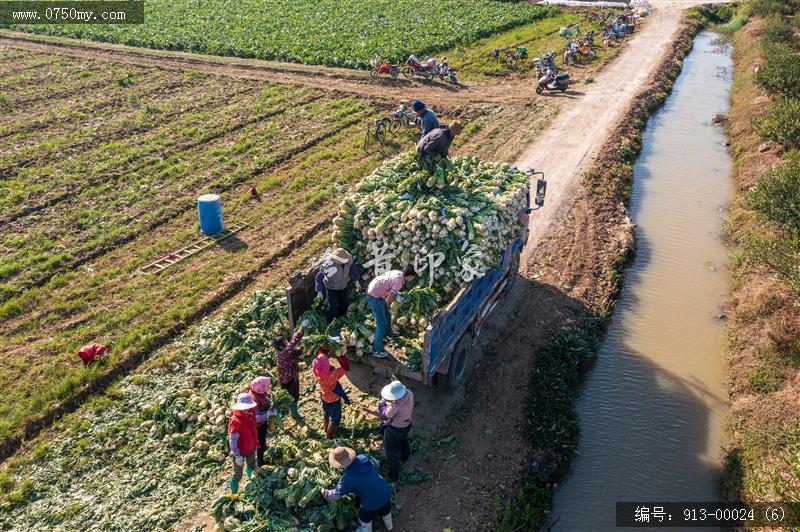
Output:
617,502,800,528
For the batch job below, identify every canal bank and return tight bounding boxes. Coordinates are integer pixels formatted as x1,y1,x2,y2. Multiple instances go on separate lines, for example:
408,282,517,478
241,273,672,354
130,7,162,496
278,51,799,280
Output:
719,11,800,505
495,9,728,530
551,30,733,528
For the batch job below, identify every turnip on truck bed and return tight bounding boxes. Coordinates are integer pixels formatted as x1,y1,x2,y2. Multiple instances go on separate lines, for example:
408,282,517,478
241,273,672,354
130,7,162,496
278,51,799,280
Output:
288,153,546,390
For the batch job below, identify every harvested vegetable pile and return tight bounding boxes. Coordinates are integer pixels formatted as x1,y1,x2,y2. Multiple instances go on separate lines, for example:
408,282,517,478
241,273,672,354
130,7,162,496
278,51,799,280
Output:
333,153,528,296
0,290,379,531
330,153,528,367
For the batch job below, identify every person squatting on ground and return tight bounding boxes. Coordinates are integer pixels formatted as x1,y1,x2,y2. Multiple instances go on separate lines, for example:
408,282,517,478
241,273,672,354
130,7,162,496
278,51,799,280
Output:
366,266,417,358
248,376,272,466
321,447,394,532
315,247,361,322
227,393,259,495
312,345,351,439
378,380,414,482
274,319,310,421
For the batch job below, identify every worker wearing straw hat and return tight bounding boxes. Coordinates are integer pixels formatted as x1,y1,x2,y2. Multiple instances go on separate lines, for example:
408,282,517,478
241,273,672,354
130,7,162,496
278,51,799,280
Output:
227,392,259,495
321,447,393,532
378,380,414,482
315,248,361,322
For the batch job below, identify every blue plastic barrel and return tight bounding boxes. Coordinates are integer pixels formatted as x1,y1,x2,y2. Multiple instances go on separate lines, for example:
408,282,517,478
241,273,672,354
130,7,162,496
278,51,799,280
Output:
197,194,224,235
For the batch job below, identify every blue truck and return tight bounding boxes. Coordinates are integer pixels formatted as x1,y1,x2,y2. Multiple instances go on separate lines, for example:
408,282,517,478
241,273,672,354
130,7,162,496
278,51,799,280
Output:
287,169,546,390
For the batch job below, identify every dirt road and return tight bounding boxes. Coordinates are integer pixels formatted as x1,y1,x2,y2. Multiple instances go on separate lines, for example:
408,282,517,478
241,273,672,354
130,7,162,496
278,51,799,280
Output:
513,5,683,253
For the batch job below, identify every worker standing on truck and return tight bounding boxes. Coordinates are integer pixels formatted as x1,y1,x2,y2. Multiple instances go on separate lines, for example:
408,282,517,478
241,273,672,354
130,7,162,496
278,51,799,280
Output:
321,447,394,532
412,100,439,137
274,319,310,421
227,393,259,495
366,266,417,358
315,248,362,322
378,380,414,482
248,376,271,467
311,345,351,439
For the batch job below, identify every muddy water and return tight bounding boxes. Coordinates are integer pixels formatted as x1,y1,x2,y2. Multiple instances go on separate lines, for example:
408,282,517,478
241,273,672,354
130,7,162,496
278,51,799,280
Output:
550,32,733,530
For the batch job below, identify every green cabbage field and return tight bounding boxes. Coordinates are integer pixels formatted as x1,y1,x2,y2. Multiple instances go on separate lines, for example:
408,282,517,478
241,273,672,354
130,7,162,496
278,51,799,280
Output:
9,0,554,68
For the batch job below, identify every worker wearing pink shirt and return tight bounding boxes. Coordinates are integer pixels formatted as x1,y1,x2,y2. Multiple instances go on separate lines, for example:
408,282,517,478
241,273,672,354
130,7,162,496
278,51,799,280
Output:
366,266,416,358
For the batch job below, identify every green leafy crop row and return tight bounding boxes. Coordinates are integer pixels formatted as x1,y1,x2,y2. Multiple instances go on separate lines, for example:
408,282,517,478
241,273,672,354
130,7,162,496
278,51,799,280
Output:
7,0,554,68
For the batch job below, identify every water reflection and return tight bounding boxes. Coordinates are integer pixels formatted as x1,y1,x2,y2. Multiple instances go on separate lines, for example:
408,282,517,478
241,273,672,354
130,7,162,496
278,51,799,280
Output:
550,31,733,531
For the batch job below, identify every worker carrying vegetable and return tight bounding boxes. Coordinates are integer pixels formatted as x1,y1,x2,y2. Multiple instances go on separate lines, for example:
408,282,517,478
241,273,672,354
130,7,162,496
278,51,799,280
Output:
314,248,362,322
275,319,311,422
321,447,394,532
366,266,417,358
417,121,462,161
248,376,272,467
227,392,259,495
312,345,351,439
378,380,414,482
411,100,439,137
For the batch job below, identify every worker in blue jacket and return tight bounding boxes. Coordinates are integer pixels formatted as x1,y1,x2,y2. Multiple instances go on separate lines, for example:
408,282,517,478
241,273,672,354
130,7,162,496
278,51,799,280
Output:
411,100,439,137
321,447,393,532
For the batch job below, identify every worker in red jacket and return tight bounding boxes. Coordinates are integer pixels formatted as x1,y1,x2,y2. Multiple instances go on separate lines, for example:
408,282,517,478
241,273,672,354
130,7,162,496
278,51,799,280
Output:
227,393,259,495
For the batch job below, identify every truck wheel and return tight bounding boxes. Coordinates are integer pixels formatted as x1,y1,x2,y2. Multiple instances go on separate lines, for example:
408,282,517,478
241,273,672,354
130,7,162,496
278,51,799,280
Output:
447,331,473,390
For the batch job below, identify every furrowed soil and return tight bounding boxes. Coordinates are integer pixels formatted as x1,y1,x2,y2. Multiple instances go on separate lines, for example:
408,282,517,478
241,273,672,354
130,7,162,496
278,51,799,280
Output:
0,2,714,528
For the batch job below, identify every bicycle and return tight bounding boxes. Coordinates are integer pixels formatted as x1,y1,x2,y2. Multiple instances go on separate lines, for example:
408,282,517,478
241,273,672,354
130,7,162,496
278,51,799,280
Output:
364,118,389,151
490,47,528,67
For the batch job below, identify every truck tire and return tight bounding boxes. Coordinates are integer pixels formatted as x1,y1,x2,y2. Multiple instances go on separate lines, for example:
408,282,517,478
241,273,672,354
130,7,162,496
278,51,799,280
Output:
447,331,473,390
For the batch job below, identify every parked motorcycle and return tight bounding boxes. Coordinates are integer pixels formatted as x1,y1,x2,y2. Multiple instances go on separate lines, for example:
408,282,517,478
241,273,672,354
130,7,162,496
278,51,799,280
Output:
536,51,558,73
536,68,570,94
436,56,458,84
563,40,596,65
534,53,570,94
602,25,627,46
369,57,401,79
402,54,434,81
